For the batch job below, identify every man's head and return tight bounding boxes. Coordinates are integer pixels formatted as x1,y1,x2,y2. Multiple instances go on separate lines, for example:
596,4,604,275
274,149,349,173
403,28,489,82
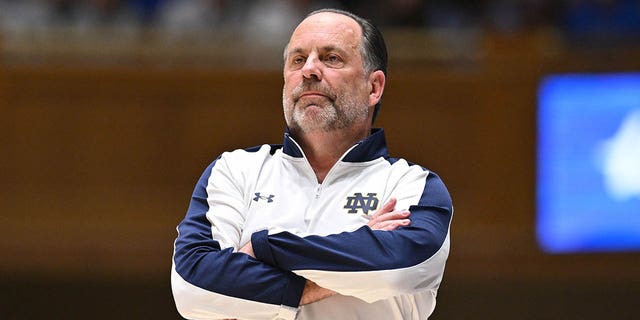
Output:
282,9,387,136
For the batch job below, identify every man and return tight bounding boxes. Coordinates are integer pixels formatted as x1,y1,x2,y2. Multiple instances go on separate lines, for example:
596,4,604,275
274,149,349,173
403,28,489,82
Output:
171,8,452,320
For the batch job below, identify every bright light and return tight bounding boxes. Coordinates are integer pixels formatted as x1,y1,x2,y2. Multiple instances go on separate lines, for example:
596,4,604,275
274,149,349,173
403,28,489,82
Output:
537,73,640,253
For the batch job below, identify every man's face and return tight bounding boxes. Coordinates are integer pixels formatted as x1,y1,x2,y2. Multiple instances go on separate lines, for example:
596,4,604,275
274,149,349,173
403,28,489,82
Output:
282,12,372,134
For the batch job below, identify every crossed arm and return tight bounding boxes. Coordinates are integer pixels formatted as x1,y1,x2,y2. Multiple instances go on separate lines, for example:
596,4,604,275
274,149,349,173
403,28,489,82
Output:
173,158,452,319
239,197,410,305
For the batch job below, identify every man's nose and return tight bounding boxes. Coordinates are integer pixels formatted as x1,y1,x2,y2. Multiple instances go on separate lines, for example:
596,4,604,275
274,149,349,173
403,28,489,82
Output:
301,55,322,81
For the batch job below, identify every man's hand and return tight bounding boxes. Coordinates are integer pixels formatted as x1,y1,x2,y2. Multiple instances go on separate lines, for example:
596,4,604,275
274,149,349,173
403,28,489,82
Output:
300,280,337,305
238,241,255,258
367,197,411,230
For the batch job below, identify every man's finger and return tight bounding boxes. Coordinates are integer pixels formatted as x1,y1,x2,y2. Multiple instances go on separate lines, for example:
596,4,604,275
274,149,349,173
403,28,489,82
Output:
369,209,410,226
370,197,397,220
372,219,410,231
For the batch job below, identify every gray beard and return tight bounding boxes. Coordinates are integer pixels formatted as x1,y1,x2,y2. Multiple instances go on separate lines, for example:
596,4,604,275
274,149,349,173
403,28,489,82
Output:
283,87,369,134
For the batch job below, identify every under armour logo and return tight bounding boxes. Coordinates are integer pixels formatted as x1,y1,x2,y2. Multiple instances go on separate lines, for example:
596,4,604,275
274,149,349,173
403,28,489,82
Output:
253,192,275,203
344,193,379,214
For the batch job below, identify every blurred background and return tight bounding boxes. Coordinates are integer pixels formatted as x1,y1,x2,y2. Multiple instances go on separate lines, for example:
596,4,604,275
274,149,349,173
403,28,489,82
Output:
1,0,639,319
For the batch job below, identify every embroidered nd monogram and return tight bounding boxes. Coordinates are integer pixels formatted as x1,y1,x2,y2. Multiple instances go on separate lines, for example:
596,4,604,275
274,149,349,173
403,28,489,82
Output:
344,193,379,214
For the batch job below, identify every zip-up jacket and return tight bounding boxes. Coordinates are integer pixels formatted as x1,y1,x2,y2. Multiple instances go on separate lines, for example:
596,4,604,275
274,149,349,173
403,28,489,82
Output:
171,128,453,320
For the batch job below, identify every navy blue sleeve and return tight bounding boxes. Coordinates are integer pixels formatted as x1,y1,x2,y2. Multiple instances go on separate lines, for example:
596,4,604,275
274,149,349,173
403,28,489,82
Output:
172,160,306,308
251,172,452,272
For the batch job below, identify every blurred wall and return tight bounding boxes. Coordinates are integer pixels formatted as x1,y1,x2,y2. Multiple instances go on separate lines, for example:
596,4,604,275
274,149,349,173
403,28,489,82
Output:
1,31,640,319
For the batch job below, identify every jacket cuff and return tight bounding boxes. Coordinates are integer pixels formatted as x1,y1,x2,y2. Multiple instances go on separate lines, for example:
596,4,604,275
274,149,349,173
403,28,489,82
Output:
252,229,305,308
252,229,276,266
281,272,306,308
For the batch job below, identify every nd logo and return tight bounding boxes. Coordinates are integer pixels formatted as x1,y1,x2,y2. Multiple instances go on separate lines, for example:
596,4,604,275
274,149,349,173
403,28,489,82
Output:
344,193,379,215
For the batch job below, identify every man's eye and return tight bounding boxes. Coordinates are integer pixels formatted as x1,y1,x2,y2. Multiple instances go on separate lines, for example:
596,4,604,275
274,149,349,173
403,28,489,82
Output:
326,55,339,62
324,54,343,66
293,57,305,64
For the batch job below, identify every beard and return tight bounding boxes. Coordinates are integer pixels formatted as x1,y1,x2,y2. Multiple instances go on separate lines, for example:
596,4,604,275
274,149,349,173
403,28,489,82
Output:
283,81,369,134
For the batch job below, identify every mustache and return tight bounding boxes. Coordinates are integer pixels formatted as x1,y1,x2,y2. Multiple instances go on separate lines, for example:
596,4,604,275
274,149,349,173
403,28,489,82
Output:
292,82,336,101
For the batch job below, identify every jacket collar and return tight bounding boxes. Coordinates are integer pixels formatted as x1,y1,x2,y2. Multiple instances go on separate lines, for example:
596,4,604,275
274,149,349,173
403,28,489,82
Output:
283,128,389,163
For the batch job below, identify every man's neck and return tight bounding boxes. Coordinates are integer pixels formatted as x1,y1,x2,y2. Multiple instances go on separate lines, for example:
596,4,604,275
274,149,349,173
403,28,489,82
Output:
294,127,370,183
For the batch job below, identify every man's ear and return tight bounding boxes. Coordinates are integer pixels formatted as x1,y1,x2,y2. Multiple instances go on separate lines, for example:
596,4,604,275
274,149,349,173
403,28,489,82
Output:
368,70,386,107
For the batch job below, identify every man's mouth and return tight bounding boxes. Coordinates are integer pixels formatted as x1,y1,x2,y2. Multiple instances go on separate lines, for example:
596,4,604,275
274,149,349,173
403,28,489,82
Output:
299,91,328,99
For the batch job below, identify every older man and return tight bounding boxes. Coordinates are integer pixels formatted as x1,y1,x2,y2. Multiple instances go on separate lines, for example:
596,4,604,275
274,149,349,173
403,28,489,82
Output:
171,8,452,320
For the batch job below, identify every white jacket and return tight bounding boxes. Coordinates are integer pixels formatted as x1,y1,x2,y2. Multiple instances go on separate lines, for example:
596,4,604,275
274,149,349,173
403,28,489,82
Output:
171,129,453,320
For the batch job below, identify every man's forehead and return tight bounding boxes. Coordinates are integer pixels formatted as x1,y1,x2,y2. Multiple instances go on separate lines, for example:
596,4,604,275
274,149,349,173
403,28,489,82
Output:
289,12,362,47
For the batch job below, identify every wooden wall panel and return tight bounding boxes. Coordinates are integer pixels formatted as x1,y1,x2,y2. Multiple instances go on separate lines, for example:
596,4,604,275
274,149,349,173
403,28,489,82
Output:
1,61,638,285
2,31,640,319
